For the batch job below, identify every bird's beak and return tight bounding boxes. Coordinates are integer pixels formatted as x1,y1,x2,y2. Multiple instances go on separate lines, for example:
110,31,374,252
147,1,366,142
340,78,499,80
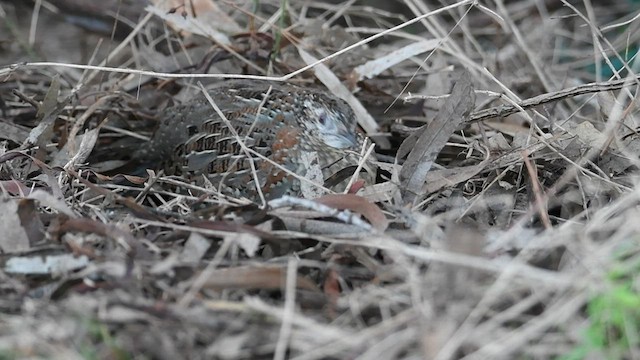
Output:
328,132,358,149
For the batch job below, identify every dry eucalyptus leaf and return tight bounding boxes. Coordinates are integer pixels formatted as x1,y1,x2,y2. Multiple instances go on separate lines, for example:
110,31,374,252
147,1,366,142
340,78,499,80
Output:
16,198,45,245
572,121,606,150
24,75,61,148
28,190,76,218
486,133,511,151
52,127,101,169
278,217,370,235
0,180,33,196
352,39,439,81
36,74,60,120
0,197,34,252
5,253,89,274
315,193,389,231
202,266,319,291
423,159,489,194
358,181,400,203
399,70,476,203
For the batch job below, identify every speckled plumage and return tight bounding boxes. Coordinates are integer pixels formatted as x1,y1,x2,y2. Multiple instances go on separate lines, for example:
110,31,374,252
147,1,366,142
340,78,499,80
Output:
138,81,373,200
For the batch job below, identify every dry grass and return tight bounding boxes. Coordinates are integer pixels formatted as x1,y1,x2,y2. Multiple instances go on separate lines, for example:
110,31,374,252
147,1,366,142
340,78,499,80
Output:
1,0,640,358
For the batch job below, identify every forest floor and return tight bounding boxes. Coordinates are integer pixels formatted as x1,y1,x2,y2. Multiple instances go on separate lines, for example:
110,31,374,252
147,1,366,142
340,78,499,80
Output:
1,0,640,359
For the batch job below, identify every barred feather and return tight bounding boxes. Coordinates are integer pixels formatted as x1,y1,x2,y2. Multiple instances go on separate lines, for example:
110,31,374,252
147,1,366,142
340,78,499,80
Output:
141,80,374,200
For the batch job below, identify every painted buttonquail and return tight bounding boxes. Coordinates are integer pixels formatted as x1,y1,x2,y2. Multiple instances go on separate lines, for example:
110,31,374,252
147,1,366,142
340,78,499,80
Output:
136,81,374,200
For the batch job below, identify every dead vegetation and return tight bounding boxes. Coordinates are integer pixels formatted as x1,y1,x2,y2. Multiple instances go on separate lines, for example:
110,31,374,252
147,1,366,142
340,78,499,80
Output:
1,0,640,358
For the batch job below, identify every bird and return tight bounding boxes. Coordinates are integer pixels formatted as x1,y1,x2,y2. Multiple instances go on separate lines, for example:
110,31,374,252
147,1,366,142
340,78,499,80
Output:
135,80,375,201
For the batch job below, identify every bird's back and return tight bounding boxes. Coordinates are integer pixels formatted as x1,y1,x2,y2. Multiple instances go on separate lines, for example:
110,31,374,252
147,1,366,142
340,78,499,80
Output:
141,81,372,200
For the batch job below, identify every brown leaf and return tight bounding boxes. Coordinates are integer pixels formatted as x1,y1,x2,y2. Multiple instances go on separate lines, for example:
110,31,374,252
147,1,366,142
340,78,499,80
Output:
399,70,475,203
202,266,320,292
323,267,340,319
323,267,341,299
0,180,33,196
347,179,366,194
315,193,388,231
17,198,46,245
86,170,148,185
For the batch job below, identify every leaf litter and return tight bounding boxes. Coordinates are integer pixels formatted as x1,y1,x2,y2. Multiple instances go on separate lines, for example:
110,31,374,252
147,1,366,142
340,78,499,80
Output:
1,0,640,358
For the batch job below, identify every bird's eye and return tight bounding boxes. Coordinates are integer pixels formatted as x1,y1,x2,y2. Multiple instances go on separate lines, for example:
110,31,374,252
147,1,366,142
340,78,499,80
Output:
318,112,327,125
